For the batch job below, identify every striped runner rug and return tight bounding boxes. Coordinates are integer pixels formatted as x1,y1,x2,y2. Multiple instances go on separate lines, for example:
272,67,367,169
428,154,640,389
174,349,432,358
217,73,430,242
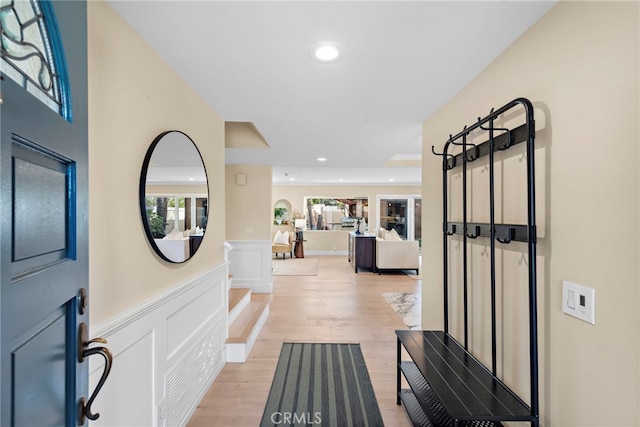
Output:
260,343,384,426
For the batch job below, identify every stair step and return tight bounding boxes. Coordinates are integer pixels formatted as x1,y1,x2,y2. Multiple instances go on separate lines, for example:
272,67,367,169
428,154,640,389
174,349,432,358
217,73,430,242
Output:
226,294,271,363
229,287,251,314
227,294,270,344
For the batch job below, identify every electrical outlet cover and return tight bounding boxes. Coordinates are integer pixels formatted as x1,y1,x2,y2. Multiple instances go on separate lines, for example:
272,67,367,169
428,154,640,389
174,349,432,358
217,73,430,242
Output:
562,281,595,325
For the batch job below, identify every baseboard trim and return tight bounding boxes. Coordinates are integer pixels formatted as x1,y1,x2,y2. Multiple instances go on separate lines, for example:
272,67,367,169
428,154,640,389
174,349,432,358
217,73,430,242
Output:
305,250,348,256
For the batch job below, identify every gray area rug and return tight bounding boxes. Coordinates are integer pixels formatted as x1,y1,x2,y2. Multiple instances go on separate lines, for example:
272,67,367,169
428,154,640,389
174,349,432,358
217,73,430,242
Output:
272,258,319,276
260,343,384,426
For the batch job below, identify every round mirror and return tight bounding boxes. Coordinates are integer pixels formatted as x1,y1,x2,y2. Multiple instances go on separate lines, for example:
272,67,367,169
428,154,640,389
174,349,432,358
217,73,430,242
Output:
139,131,208,263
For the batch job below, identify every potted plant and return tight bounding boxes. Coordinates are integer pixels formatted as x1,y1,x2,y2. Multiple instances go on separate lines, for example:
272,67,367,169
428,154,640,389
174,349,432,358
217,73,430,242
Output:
147,213,167,238
274,207,287,225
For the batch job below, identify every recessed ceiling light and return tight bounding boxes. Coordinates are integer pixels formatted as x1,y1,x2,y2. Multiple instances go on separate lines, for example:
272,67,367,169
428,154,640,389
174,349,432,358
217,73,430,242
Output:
310,42,343,63
317,157,327,162
388,178,395,182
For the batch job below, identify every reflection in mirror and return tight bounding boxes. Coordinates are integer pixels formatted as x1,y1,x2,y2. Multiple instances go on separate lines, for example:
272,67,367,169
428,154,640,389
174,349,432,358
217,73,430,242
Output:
139,131,208,263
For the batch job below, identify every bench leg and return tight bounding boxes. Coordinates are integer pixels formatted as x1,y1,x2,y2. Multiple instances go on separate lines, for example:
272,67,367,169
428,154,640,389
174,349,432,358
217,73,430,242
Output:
397,337,401,405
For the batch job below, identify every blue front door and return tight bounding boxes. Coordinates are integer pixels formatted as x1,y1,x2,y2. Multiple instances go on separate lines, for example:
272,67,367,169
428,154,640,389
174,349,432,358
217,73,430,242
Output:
1,1,98,425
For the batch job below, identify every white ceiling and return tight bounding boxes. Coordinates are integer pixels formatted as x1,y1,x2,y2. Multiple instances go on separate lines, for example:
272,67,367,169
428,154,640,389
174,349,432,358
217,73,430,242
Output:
109,1,556,186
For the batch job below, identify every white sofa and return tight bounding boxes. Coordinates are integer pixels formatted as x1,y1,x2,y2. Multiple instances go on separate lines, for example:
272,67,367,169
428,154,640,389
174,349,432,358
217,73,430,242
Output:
154,237,189,262
154,227,204,262
375,228,420,275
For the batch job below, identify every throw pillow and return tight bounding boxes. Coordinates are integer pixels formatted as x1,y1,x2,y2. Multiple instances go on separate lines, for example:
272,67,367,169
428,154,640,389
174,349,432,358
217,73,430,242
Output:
387,228,403,241
273,230,289,245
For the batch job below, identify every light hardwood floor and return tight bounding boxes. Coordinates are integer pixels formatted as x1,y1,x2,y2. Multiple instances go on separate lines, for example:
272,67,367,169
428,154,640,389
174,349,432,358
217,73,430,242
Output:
188,255,419,427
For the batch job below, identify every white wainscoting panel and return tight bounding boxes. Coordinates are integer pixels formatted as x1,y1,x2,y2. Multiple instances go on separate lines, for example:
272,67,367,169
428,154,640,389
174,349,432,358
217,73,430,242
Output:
165,321,225,426
166,284,225,360
89,263,228,427
89,329,155,426
227,240,273,293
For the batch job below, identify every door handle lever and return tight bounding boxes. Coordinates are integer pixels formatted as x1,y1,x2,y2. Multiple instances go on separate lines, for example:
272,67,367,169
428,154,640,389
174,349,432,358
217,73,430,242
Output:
78,323,113,424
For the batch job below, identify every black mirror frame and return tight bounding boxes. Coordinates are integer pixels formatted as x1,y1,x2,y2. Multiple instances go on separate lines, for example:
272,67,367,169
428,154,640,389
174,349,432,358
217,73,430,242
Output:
139,130,209,263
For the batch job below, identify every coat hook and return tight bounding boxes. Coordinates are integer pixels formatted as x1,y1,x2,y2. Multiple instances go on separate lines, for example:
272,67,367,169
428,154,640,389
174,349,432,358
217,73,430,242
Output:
496,227,515,244
468,144,480,161
495,226,515,244
478,119,513,151
449,129,479,162
431,145,456,169
445,223,456,236
465,225,480,239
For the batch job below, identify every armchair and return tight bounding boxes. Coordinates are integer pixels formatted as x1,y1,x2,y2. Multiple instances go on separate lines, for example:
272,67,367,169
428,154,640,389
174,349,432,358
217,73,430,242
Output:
272,230,294,259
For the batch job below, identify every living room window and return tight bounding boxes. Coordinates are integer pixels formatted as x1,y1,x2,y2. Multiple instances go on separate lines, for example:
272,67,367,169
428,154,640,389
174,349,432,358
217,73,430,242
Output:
303,197,369,231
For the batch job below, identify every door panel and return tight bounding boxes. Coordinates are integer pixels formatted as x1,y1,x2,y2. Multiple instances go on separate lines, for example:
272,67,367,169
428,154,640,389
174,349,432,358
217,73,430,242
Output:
12,138,74,276
1,1,91,426
13,305,69,427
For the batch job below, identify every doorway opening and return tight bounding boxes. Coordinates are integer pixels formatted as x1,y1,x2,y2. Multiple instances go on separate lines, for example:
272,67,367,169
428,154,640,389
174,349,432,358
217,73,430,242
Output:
376,195,422,245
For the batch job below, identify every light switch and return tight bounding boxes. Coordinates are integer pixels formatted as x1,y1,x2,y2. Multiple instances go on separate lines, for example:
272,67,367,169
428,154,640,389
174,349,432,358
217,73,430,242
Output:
567,289,576,309
562,281,595,325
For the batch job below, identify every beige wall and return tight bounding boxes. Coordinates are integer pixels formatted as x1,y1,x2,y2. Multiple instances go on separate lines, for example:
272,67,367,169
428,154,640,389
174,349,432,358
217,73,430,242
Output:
88,1,226,324
225,165,273,241
422,2,639,426
273,184,421,252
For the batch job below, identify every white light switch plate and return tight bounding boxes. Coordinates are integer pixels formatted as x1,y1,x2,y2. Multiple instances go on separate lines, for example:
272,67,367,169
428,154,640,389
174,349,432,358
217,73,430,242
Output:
562,281,595,325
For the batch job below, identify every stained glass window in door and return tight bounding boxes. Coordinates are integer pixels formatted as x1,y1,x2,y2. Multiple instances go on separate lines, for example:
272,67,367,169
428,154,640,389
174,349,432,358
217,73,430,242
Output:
1,0,69,119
